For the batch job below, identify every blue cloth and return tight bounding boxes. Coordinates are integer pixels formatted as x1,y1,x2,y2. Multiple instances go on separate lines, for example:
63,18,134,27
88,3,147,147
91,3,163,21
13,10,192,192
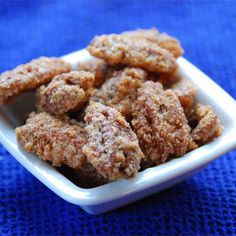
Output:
0,0,236,235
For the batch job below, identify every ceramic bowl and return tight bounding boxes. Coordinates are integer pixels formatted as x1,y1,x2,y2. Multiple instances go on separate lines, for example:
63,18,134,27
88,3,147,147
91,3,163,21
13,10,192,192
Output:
0,49,236,214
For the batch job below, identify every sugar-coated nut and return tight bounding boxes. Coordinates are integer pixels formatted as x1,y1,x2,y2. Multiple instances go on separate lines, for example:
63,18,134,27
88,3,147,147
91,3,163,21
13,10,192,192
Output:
188,103,223,145
87,34,176,73
37,71,95,115
83,102,145,180
132,81,192,167
0,57,71,105
92,67,147,119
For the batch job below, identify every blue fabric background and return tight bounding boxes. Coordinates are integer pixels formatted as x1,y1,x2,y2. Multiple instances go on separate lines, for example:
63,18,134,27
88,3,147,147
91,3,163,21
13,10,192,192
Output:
0,0,236,235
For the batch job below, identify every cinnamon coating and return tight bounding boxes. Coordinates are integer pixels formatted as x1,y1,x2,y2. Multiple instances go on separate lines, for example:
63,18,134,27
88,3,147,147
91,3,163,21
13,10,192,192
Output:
87,34,177,73
77,58,107,88
15,112,87,169
132,81,192,166
122,28,184,58
188,103,223,146
171,79,197,112
37,71,95,115
147,68,178,87
83,102,144,181
0,57,71,105
92,67,147,119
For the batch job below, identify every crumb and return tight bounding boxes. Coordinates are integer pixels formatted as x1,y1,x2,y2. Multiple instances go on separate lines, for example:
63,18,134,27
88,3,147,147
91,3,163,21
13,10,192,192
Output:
92,67,147,119
132,81,192,166
83,102,144,180
37,71,95,115
0,57,71,105
87,34,176,73
188,103,223,146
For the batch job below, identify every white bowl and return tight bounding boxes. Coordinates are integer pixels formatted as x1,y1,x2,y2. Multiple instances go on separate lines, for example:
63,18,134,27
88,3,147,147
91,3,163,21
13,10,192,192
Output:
0,49,236,215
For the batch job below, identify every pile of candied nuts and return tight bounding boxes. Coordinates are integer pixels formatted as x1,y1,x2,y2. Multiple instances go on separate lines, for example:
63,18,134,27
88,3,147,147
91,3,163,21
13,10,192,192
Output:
0,28,223,187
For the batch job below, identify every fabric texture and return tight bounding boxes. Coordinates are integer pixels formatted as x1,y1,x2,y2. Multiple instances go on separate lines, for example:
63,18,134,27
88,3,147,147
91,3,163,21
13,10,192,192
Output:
0,1,236,235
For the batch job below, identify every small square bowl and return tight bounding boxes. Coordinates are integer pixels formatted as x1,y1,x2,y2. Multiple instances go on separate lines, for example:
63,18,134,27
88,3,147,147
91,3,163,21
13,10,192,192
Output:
0,49,236,215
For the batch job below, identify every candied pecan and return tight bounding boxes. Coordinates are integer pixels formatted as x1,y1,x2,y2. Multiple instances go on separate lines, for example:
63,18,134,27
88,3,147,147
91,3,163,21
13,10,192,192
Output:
122,28,184,57
83,102,144,180
188,103,223,146
147,68,178,87
37,71,95,115
77,58,107,87
0,57,71,105
72,162,108,187
16,112,87,169
87,34,176,73
171,79,197,112
157,33,184,58
132,81,192,166
92,67,147,119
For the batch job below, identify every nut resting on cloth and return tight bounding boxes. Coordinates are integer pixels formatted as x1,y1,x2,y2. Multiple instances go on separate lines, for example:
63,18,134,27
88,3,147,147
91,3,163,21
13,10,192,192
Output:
0,57,71,105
